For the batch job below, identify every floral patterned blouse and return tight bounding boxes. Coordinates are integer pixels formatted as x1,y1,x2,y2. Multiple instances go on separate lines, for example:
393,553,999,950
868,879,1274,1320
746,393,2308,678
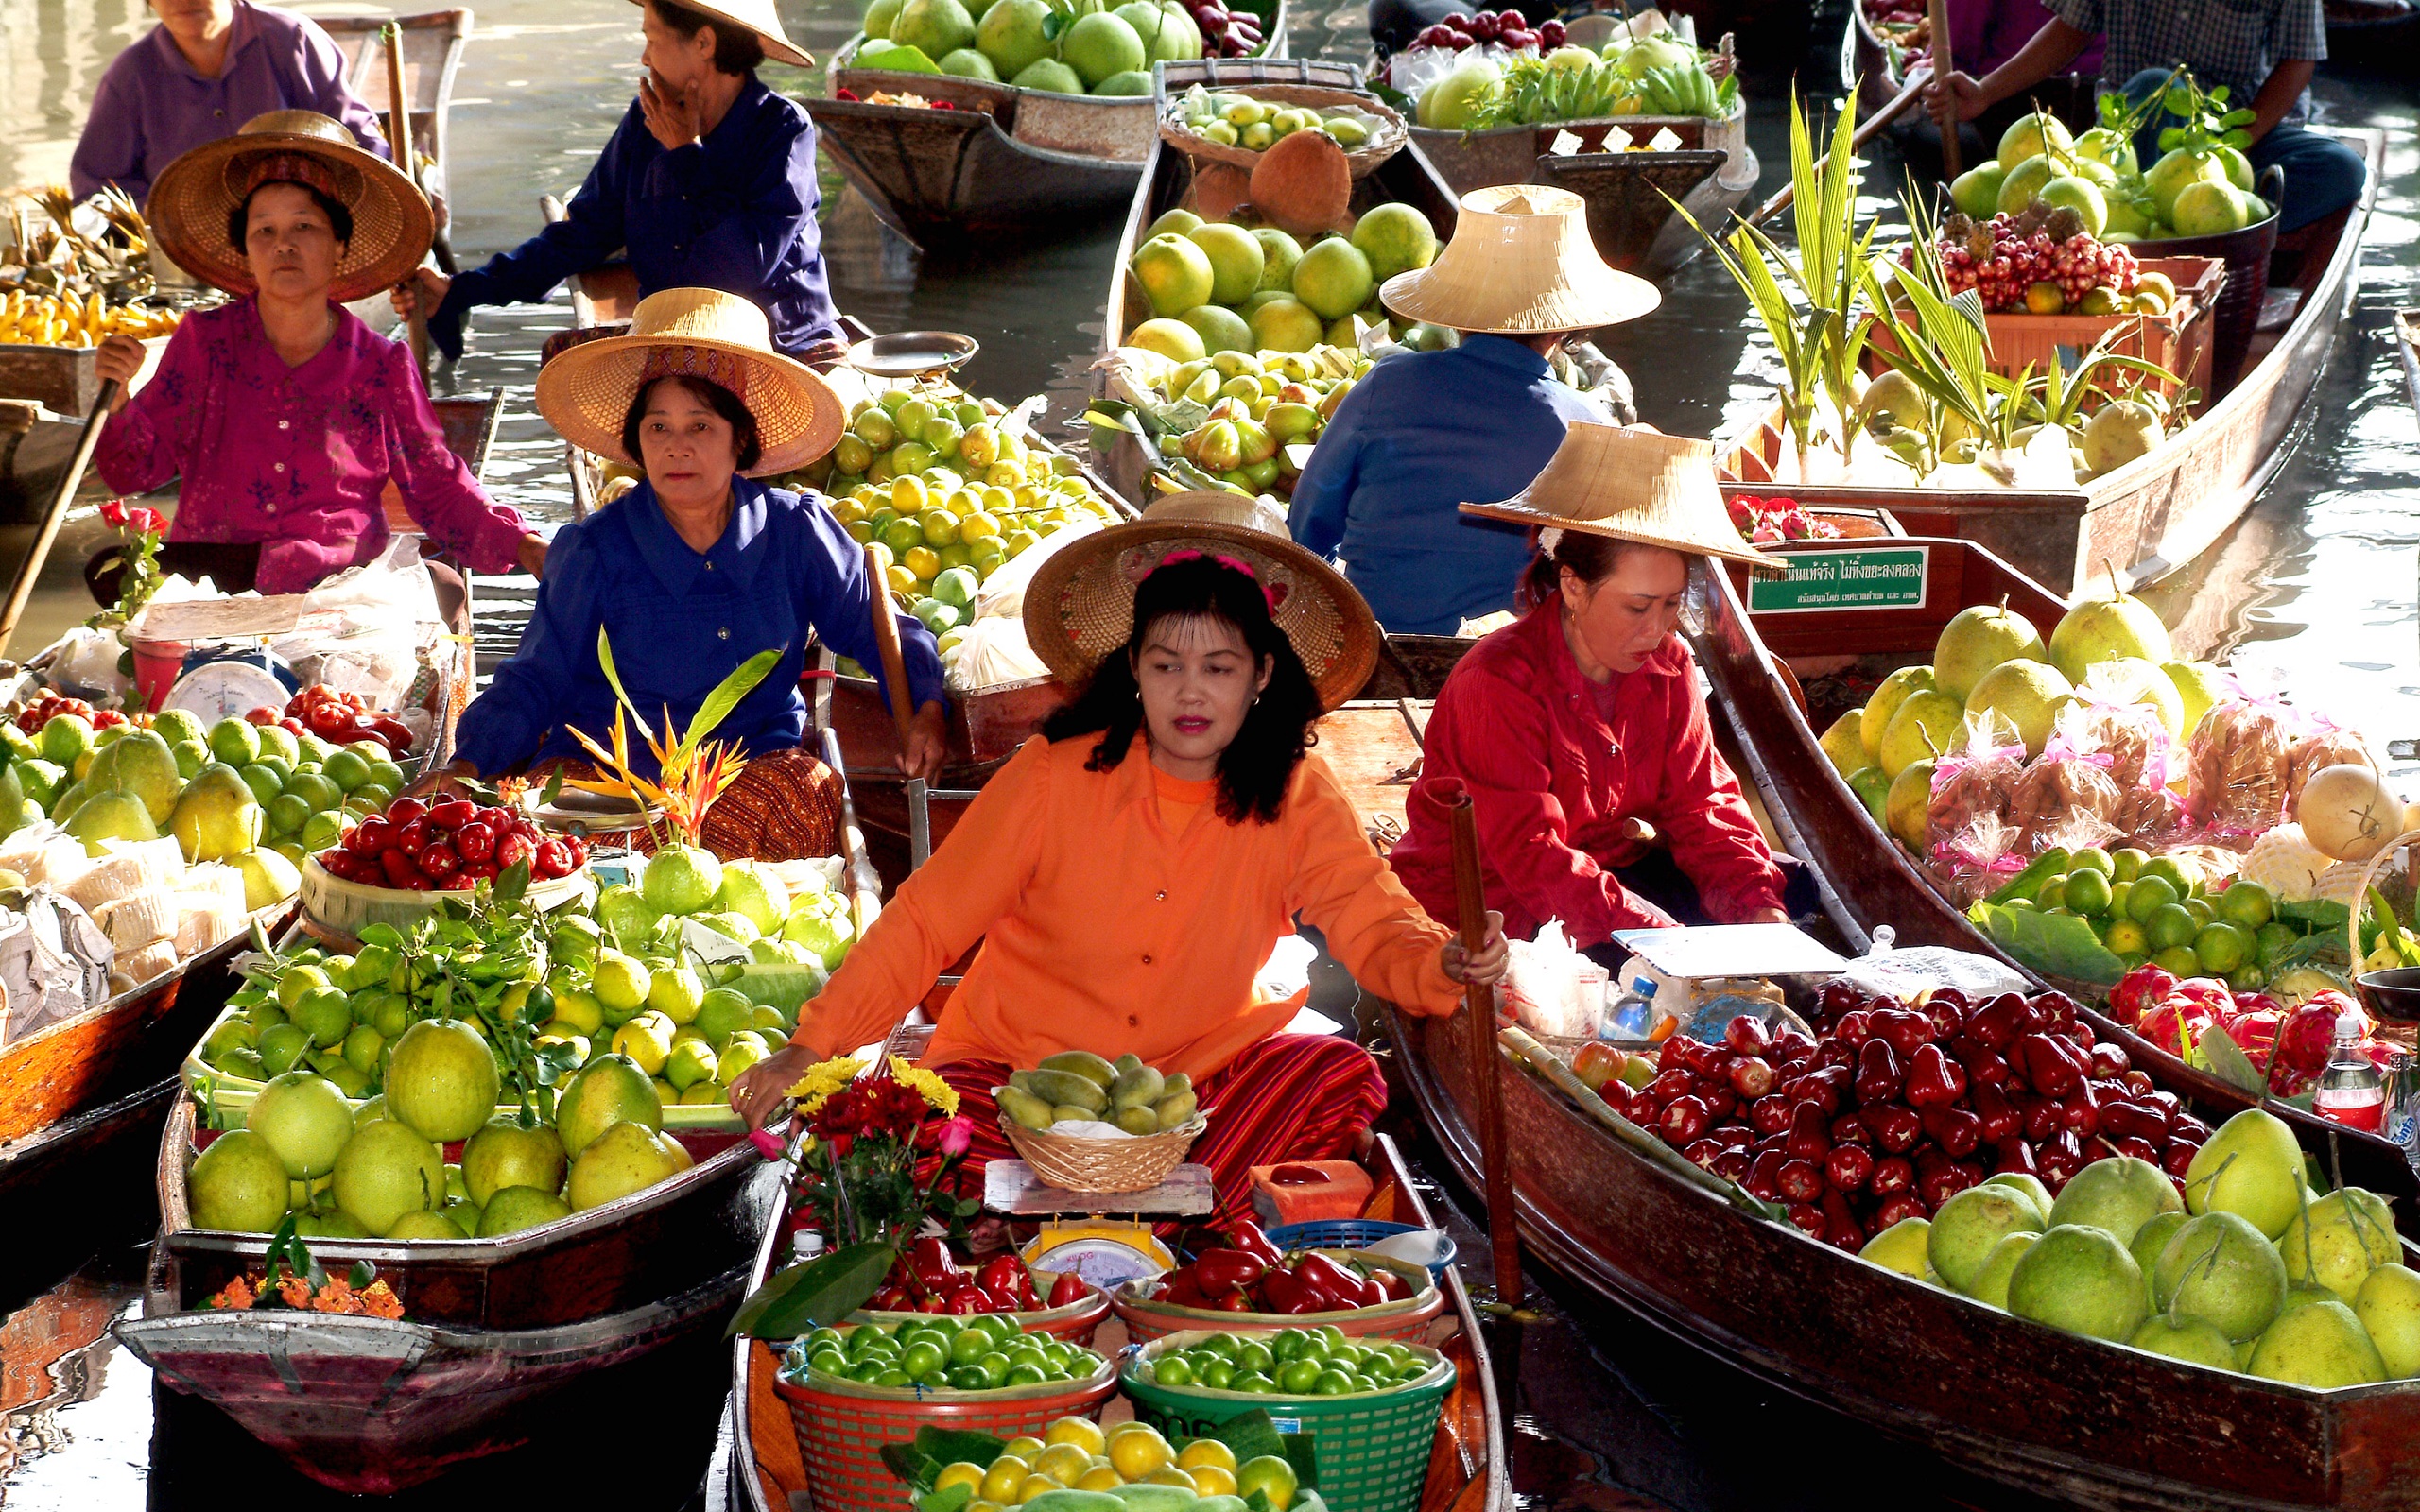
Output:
96,297,529,595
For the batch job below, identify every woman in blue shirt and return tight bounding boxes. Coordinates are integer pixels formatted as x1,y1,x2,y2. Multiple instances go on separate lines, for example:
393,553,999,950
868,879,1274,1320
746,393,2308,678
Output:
1287,184,1659,635
435,288,946,861
391,0,841,358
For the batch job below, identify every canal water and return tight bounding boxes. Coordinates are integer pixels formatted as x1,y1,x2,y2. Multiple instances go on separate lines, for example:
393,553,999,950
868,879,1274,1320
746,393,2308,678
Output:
0,0,2414,1506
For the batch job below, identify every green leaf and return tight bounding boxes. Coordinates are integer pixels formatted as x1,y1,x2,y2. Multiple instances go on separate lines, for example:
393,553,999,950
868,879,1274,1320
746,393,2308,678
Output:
2196,1022,2271,1097
728,1239,897,1339
912,1485,974,1512
595,626,643,727
1968,900,2128,987
913,1425,1011,1470
682,647,783,752
495,856,532,903
540,769,563,809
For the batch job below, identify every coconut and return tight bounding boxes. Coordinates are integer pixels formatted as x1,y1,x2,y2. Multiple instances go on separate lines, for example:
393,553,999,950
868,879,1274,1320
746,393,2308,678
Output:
2081,400,2162,477
2298,764,2401,862
1251,129,1353,242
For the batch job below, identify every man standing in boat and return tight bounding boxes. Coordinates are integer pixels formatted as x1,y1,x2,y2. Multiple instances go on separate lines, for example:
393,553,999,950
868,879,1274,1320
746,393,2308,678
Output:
1287,185,1659,636
392,0,844,360
1925,0,2367,232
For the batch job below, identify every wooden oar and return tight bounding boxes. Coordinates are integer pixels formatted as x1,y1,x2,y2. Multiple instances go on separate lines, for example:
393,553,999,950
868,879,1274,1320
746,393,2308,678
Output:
1927,0,1961,178
1737,73,1928,231
1446,784,1522,1308
864,546,932,868
384,22,433,380
0,381,120,659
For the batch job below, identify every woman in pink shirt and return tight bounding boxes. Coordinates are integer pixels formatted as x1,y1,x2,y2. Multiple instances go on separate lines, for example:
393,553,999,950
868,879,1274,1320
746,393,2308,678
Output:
88,112,541,622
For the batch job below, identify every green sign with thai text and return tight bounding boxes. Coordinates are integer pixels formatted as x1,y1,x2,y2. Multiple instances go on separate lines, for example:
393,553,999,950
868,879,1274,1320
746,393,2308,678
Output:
1747,546,1929,613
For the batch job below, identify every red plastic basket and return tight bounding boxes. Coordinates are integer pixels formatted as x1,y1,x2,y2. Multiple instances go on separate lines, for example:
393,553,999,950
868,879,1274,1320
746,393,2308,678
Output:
1112,1251,1444,1343
773,1360,1118,1512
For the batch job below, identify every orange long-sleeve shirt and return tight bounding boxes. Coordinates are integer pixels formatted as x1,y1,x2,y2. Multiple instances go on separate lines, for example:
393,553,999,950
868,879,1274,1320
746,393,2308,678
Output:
797,732,1464,1081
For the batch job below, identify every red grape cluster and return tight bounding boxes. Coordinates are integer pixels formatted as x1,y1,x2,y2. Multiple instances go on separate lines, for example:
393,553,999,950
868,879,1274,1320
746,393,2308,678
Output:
1409,9,1565,51
1190,1,1264,58
1916,211,2141,314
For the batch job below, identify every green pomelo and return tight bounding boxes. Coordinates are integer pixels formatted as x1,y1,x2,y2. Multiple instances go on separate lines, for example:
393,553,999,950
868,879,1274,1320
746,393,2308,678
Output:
2037,175,2107,236
385,1018,503,1143
567,1121,693,1212
2163,661,2230,741
1981,1172,2055,1223
2048,589,2173,686
937,46,998,78
1932,602,2048,702
2128,1314,2240,1371
2170,179,2247,237
189,1129,292,1233
246,1071,355,1179
556,1054,666,1159
1060,11,1144,88
2279,1188,2400,1303
387,1209,468,1240
974,0,1051,75
1178,304,1253,355
1996,154,2058,215
1252,229,1304,292
1131,232,1216,318
2184,1108,2305,1239
1970,1231,2040,1309
1189,224,1266,306
2247,1297,2389,1388
890,0,977,60
641,844,722,918
1859,1217,1931,1278
2145,146,2230,223
1964,660,2075,759
2006,1224,2150,1342
66,789,157,856
1861,665,1936,756
461,1116,568,1208
2153,1210,2287,1341
2047,1155,2183,1247
1818,710,1867,777
2129,1210,2191,1296
1950,161,2008,218
1246,297,1324,354
478,1185,575,1237
1996,110,2073,167
1290,239,1376,321
1877,689,1964,779
2354,1263,2420,1378
1350,203,1439,282
332,1118,446,1236
172,762,263,862
1928,1184,2048,1294
1416,58,1502,131
1010,57,1083,93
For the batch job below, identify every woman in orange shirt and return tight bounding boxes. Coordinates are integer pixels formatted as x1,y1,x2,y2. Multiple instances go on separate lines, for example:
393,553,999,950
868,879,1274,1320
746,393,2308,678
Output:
729,494,1506,1211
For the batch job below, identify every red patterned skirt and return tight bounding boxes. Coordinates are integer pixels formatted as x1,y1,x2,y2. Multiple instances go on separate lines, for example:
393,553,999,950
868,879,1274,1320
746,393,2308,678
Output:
929,1034,1389,1229
522,745,844,863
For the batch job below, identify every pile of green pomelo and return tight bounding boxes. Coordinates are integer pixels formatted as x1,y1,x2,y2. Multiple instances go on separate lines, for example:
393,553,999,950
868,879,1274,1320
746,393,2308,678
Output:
858,0,1208,95
1126,202,1442,361
1951,110,2271,245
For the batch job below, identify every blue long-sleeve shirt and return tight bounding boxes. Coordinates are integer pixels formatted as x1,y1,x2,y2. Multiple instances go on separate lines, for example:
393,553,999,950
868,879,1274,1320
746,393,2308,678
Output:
455,478,944,780
429,76,838,357
1288,335,1608,635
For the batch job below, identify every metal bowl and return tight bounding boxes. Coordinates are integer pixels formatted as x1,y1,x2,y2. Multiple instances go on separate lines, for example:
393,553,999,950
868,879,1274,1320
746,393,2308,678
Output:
843,331,978,377
2357,967,2420,1024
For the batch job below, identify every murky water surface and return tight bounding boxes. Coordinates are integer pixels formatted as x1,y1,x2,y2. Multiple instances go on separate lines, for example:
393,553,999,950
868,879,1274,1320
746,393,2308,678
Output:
1,0,2413,1505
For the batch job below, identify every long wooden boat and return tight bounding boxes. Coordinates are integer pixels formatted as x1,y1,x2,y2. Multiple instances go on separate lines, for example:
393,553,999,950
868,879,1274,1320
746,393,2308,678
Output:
1714,128,2383,598
728,1043,1510,1512
112,723,882,1493
2324,0,2420,70
319,8,473,273
805,3,1288,249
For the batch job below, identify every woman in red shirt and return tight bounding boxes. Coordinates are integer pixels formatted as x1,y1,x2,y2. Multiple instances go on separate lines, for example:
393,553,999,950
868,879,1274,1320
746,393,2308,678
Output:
1391,424,1813,959
730,494,1507,1218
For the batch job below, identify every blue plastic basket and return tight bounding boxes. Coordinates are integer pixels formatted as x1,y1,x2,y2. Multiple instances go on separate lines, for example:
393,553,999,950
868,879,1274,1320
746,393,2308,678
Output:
1264,1220,1456,1280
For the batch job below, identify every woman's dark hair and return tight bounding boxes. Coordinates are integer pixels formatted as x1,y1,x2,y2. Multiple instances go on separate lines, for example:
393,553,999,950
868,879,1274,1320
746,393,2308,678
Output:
621,374,764,473
227,180,353,255
1040,554,1320,825
1517,528,1637,611
650,0,766,73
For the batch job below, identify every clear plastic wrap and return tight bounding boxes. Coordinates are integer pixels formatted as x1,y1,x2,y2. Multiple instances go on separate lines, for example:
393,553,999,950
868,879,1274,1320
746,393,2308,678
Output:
2187,697,2297,839
2009,704,2126,852
1925,726,2021,855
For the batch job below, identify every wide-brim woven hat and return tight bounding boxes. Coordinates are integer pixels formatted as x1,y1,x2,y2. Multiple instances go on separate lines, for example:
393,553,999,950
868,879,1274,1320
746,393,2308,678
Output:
536,287,844,476
1379,184,1660,335
1462,422,1787,572
629,0,813,66
1025,492,1381,712
147,111,431,304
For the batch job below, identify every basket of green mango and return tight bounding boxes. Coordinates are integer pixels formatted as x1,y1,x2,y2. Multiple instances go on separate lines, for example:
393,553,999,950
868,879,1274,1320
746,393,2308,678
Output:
994,1050,1208,1193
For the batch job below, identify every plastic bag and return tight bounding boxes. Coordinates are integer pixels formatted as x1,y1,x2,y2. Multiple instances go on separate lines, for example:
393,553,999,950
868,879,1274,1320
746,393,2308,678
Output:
968,514,1103,626
1503,921,1609,1039
0,889,115,1045
2008,705,2125,851
1927,811,2029,908
33,625,131,702
1832,925,2031,1002
1926,725,2022,856
274,537,448,709
2187,697,2296,839
944,617,1049,694
2071,663,2181,792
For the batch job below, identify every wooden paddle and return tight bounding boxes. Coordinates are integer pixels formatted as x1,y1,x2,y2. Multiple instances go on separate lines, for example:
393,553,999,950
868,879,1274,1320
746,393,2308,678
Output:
1927,0,1961,178
1446,784,1522,1307
1737,73,1928,231
384,22,434,380
0,381,121,659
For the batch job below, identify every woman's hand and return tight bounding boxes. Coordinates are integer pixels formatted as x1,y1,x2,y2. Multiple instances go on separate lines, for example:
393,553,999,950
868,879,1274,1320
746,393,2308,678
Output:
1925,69,1992,128
730,1040,817,1131
1441,909,1510,988
1741,906,1791,926
639,73,704,151
516,533,548,580
93,335,144,408
901,699,948,782
405,758,478,800
391,266,450,320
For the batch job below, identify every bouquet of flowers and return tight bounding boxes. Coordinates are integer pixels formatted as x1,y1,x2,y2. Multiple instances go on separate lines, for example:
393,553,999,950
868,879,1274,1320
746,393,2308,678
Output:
1726,493,1841,544
201,1217,404,1319
729,1055,979,1340
96,496,168,621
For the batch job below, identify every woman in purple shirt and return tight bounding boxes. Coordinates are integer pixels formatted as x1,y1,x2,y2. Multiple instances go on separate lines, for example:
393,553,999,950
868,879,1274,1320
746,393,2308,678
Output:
89,112,543,625
72,0,389,207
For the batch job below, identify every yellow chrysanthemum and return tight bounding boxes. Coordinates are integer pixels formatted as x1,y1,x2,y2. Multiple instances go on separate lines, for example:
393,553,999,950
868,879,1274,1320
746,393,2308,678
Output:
889,1056,959,1116
786,1055,866,1116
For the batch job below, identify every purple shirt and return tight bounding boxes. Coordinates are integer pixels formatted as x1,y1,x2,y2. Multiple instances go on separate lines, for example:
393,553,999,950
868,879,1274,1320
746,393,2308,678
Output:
71,1,391,206
1951,0,2105,76
96,298,528,595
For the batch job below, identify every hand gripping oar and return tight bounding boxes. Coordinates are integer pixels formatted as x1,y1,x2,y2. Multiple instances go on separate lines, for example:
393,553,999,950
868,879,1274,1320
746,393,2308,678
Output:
1443,778,1522,1307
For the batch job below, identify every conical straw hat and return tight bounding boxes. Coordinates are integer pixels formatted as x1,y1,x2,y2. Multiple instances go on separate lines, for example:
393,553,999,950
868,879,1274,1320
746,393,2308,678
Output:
536,287,844,476
629,0,813,66
1379,184,1659,335
1025,492,1381,712
1461,422,1787,572
146,111,431,304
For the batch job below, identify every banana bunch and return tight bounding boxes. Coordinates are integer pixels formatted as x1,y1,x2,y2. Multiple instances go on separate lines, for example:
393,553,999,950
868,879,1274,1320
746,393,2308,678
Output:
0,289,179,349
1466,58,1636,129
996,1050,1201,1136
1638,60,1719,117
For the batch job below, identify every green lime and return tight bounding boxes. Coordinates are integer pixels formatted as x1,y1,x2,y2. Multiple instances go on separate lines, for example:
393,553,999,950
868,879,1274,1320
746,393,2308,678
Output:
2228,963,2270,991
1004,1363,1046,1387
1278,1359,1321,1393
2183,897,2214,928
874,1368,912,1388
2152,945,2202,977
947,1366,989,1390
848,1358,887,1383
2002,898,2036,913
1349,1374,1378,1393
2141,856,2188,892
2125,874,2180,923
1235,1340,1274,1376
2063,868,2113,917
2035,876,2068,912
2255,920,2297,967
2068,848,2114,876
1156,1354,1195,1387
2147,903,2201,953
2102,919,2149,956
257,1022,309,1077
1232,1371,1274,1394
2194,921,2252,974
2107,880,2135,919
1312,1368,1354,1396
948,1329,987,1366
1270,1330,1306,1362
976,1351,1010,1388
902,1340,946,1380
806,1327,844,1352
1200,1358,1236,1389
2220,881,2275,929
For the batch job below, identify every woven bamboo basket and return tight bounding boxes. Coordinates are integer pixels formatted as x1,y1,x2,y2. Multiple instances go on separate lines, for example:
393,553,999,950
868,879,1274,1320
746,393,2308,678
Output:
1157,84,1407,179
997,1106,1209,1193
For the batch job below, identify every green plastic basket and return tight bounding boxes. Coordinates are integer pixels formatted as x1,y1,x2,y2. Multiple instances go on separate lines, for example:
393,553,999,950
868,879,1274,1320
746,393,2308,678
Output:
1119,1330,1452,1512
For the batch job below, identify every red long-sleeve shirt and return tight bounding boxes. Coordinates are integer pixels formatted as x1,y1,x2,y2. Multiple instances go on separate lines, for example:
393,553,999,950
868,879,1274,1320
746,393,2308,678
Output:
1389,594,1785,948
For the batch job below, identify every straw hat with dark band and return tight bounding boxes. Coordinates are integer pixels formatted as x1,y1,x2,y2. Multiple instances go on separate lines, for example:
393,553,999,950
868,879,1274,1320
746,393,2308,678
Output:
1380,184,1659,335
1026,492,1381,712
147,111,431,304
636,0,814,66
1462,422,1788,572
536,287,843,476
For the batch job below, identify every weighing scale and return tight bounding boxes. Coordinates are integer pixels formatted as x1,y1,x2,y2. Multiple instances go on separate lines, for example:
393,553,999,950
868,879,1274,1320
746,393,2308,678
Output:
160,647,298,723
843,331,980,379
987,1159,1207,1295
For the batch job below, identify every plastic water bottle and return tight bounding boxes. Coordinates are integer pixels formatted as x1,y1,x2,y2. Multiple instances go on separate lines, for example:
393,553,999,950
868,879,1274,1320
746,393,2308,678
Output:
1608,976,1657,1040
2315,1006,2386,1135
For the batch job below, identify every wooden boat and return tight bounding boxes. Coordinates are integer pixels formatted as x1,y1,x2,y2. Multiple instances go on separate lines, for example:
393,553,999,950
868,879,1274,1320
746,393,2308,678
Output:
110,730,882,1494
319,8,474,272
2397,309,2420,425
0,1270,127,1483
727,1043,1510,1512
1713,128,2384,598
805,3,1288,249
2324,0,2420,71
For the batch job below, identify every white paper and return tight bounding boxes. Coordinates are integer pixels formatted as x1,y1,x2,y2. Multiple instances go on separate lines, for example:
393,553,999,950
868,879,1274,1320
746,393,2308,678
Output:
1609,923,1845,979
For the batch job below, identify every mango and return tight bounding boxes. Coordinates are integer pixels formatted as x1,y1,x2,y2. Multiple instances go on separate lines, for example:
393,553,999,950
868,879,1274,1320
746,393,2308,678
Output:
1041,1050,1118,1089
1024,1067,1111,1112
997,1084,1057,1130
